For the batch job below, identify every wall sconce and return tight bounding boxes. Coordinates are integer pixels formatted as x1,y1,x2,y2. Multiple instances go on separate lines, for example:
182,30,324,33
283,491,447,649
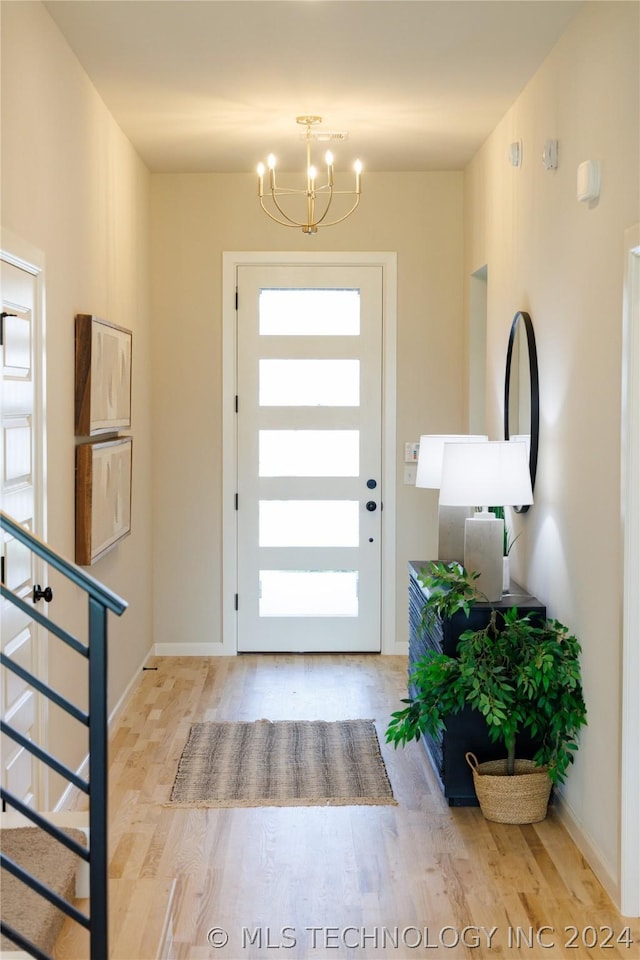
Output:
439,440,533,601
542,139,558,170
577,160,601,203
509,141,522,167
416,434,487,562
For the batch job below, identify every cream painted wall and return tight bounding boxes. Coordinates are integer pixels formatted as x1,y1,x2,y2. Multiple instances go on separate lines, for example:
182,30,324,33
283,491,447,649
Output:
464,1,639,900
150,171,464,651
1,2,153,804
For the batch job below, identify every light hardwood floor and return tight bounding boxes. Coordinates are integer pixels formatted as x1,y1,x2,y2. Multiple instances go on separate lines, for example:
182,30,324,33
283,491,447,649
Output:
56,655,639,959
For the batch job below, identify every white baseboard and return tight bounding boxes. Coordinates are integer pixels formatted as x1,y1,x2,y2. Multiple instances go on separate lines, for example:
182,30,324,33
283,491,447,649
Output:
154,641,407,657
153,641,231,656
109,646,156,726
553,790,621,910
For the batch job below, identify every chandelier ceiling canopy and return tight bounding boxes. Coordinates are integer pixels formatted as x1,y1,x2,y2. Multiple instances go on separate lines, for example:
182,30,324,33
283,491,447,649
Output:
257,116,362,235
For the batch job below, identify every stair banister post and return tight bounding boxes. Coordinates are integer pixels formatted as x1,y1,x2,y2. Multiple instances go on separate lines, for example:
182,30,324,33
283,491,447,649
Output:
88,596,109,960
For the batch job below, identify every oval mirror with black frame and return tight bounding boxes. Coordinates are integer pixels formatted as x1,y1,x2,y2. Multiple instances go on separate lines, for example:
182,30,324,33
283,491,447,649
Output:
504,310,539,513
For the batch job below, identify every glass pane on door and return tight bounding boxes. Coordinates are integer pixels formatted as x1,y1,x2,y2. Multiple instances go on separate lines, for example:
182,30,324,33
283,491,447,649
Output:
259,500,359,547
259,570,358,617
259,359,360,407
259,430,359,477
259,289,360,336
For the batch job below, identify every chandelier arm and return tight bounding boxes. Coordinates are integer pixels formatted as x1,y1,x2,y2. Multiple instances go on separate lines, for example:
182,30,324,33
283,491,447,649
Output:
261,189,361,230
269,190,308,227
312,194,361,228
268,185,316,196
312,184,334,226
259,196,307,228
321,188,360,196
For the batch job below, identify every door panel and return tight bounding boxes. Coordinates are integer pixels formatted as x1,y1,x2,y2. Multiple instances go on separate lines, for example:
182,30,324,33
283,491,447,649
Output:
237,265,382,652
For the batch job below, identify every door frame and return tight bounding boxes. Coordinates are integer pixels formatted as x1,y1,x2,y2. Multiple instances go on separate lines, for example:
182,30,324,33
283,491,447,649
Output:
222,251,397,656
620,224,639,917
1,228,48,808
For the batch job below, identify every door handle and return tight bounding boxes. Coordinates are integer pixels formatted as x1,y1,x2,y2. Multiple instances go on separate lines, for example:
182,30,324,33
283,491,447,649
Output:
33,584,53,603
365,501,377,512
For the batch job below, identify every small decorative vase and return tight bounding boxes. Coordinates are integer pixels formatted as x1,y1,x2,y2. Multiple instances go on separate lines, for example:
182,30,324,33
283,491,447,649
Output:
503,556,510,593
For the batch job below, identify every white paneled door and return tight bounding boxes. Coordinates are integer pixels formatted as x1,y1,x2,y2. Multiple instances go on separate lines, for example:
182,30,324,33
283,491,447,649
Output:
237,265,383,652
1,254,45,808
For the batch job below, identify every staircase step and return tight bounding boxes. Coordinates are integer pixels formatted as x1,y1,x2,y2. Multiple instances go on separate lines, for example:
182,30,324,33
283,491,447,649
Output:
1,826,87,957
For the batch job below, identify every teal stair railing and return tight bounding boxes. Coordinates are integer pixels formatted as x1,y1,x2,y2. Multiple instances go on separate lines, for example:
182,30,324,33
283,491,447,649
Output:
0,510,127,960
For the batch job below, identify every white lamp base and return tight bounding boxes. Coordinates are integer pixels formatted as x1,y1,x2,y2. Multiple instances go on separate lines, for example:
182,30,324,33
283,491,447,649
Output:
437,505,474,563
463,513,504,602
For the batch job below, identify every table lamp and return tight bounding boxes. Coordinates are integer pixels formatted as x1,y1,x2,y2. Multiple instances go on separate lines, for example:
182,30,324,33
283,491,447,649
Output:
416,434,487,562
439,440,533,600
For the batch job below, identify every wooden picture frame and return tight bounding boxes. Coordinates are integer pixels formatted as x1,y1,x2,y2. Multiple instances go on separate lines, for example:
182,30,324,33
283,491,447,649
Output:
75,437,133,565
75,314,132,436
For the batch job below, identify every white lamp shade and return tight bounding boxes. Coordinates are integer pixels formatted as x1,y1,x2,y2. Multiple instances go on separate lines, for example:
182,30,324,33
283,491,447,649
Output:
439,440,533,507
416,434,488,488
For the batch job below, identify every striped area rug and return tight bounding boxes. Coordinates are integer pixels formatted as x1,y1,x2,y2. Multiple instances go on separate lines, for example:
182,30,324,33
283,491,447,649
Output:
168,719,396,807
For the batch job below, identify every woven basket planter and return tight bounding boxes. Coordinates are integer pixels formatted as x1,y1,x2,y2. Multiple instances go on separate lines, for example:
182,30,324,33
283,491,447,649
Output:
465,752,552,824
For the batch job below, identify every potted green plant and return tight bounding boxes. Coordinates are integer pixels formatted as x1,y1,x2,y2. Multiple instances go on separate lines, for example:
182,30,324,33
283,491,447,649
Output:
386,562,587,823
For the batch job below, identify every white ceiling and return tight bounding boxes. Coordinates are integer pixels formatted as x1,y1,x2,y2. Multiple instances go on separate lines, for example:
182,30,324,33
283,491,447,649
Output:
44,0,583,173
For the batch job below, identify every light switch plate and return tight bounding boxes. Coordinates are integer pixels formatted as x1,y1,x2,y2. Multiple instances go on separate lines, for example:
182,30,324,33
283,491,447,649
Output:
404,465,417,485
404,442,420,463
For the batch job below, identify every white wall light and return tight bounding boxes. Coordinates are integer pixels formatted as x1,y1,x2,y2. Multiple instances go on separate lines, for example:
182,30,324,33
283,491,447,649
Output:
577,159,601,202
542,139,558,170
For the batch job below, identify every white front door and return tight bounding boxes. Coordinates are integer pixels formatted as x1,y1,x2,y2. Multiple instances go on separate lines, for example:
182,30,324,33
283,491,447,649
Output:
1,253,46,809
236,264,383,652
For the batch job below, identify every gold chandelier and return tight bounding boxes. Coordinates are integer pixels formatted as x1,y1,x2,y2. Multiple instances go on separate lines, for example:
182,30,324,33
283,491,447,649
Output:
257,116,362,235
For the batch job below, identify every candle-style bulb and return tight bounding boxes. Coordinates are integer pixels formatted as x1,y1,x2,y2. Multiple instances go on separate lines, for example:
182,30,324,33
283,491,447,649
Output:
354,159,362,192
